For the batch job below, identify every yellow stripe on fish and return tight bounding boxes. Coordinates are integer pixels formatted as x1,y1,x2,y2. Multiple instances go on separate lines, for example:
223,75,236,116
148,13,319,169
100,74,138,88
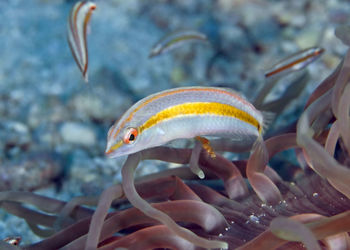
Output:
139,102,260,133
105,86,264,158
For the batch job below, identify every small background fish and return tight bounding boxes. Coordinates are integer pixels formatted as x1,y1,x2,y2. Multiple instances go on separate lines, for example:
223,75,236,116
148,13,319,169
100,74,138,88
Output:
264,47,324,78
67,1,97,82
149,29,210,58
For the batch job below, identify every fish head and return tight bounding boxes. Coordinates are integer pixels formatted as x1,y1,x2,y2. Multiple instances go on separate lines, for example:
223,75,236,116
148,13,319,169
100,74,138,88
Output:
105,120,150,158
148,44,162,58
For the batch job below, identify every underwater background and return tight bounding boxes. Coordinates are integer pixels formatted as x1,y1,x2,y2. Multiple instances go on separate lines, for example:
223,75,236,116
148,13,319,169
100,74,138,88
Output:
0,0,349,246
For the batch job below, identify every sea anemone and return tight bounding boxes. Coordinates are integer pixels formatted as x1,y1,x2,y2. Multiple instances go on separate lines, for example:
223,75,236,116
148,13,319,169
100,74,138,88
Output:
1,38,350,249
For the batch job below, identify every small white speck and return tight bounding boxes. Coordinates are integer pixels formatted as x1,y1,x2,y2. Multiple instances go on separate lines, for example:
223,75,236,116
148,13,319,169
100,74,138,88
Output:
218,233,223,237
225,227,229,231
313,192,319,197
249,215,260,224
279,200,287,205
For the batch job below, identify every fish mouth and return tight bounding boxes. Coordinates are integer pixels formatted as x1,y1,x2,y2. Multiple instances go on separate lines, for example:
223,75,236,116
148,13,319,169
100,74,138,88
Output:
105,140,123,158
105,148,124,158
105,148,114,157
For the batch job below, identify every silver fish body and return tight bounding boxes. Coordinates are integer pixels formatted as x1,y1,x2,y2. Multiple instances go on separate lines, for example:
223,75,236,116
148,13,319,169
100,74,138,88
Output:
106,86,263,158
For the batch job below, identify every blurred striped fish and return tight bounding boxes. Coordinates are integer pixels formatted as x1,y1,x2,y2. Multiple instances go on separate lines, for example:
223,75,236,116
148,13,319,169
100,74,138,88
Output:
3,236,21,246
149,29,209,58
67,1,97,83
264,47,324,78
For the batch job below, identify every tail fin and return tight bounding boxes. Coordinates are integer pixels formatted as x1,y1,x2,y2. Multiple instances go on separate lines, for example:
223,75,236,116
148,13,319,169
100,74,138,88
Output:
260,111,275,135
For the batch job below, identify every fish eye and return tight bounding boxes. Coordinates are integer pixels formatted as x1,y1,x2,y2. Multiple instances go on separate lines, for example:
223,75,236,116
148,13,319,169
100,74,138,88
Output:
123,127,138,144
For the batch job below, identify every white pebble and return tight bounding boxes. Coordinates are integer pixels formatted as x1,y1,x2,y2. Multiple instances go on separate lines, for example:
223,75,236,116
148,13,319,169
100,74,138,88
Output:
60,122,96,147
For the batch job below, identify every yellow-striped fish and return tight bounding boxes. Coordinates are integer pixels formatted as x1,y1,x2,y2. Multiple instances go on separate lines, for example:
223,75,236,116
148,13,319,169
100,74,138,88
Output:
264,47,324,78
105,86,263,158
67,1,96,83
149,30,209,58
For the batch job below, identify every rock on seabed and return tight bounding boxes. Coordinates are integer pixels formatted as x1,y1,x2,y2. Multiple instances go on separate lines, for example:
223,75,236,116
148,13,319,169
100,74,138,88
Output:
60,122,97,147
